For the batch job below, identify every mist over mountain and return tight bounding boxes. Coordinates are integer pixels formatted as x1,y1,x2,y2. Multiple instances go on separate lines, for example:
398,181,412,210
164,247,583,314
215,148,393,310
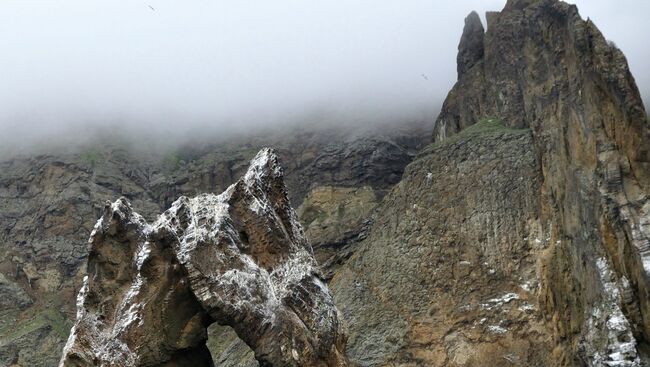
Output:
0,0,648,155
3,1,650,366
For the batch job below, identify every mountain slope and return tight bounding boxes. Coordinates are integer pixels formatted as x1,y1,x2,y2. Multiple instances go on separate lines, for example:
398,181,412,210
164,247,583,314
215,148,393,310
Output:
0,122,428,366
2,0,649,365
331,120,554,365
434,0,650,363
331,0,650,365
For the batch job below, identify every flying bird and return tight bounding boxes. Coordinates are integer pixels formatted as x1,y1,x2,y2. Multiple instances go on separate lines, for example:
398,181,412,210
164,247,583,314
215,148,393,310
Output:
148,5,155,11
421,74,429,81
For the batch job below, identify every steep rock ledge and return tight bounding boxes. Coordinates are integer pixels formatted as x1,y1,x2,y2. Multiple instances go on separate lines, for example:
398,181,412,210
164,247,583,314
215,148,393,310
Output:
434,0,650,364
331,121,554,365
59,149,348,367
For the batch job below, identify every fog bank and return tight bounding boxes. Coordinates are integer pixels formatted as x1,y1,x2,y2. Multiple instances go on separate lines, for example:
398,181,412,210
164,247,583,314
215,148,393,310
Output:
0,0,647,154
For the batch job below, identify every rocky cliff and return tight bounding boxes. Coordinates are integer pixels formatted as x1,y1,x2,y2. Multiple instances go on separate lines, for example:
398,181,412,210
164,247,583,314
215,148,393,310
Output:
435,0,650,364
327,0,650,366
60,149,348,367
0,122,428,366
2,0,650,366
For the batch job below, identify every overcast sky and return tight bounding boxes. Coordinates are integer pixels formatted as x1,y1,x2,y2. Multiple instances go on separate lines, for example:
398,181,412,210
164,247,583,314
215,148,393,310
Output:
0,0,648,151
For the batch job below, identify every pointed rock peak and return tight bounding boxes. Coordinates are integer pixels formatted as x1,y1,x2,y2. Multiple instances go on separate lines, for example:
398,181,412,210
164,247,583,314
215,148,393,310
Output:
60,149,348,367
457,11,485,78
465,10,482,24
244,147,283,184
504,0,538,10
238,147,294,224
239,148,296,233
434,1,649,364
94,197,146,238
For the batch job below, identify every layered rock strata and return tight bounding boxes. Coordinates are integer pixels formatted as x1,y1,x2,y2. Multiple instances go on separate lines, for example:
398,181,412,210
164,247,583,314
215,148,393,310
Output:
330,0,650,365
331,120,554,365
433,0,650,364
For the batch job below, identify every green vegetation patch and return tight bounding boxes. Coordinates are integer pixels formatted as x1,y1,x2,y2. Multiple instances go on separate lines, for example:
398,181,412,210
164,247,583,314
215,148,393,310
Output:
163,150,182,172
421,118,530,156
80,147,104,168
0,308,72,344
459,118,526,135
447,117,529,141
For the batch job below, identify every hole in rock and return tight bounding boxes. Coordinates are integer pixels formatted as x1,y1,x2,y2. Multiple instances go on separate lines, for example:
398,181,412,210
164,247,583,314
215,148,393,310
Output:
206,323,258,367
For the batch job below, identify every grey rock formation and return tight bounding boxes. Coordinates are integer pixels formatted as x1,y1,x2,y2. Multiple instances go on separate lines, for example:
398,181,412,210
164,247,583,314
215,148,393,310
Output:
457,11,485,79
331,120,554,366
0,122,427,366
60,149,348,367
432,0,650,364
0,274,32,310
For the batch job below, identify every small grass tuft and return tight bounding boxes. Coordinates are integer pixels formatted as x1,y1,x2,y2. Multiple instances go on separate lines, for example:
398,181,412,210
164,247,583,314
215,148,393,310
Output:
163,151,182,172
456,117,526,136
420,117,529,157
80,148,103,168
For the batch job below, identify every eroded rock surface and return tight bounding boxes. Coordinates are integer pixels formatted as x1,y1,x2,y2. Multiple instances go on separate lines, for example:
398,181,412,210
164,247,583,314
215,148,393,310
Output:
60,149,348,367
457,11,485,79
4,0,650,365
432,0,650,364
331,121,554,366
297,186,377,281
330,0,650,365
0,122,426,366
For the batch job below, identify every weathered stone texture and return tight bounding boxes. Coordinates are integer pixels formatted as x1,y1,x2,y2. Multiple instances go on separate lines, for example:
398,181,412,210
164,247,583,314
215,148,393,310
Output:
457,11,485,79
60,149,348,367
433,0,650,364
0,122,427,366
331,121,554,366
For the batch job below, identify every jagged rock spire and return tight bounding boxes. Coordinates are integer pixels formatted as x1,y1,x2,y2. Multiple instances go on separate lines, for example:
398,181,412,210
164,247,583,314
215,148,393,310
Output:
457,11,485,79
60,148,348,367
433,0,650,365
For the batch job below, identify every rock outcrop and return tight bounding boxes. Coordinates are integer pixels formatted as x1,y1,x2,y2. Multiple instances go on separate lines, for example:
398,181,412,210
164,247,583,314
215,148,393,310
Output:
0,122,427,366
457,11,485,79
432,0,650,364
331,120,554,365
330,0,650,365
60,149,348,367
4,0,649,365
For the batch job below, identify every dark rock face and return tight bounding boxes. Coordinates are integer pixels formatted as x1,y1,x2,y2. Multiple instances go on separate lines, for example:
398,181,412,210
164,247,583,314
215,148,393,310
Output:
331,121,554,366
435,0,648,140
457,11,485,79
432,0,650,364
0,122,427,366
5,0,649,365
0,155,162,367
60,149,348,367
